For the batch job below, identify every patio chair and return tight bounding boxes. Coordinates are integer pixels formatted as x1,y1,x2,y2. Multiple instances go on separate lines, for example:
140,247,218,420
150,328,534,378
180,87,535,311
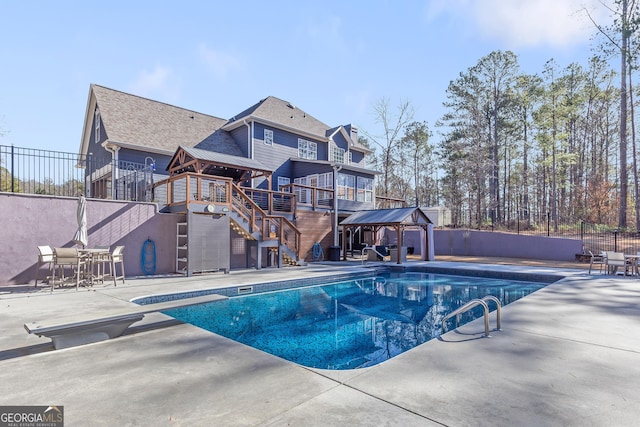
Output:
103,246,125,286
588,251,605,274
89,245,112,285
34,245,55,287
604,251,631,276
51,247,88,292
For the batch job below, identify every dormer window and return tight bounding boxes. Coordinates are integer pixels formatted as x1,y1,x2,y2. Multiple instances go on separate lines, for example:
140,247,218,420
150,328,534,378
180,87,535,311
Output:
264,129,273,146
94,107,101,144
331,146,344,163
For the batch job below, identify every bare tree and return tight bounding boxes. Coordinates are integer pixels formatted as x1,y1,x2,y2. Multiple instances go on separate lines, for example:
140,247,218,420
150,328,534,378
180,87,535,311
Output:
362,98,414,198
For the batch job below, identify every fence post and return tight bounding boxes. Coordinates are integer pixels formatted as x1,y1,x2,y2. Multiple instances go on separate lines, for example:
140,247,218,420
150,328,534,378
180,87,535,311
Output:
10,144,14,193
614,230,618,252
547,211,550,237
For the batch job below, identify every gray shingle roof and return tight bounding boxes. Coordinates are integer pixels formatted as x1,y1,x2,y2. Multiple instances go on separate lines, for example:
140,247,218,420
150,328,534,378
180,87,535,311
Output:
341,207,433,226
92,84,243,156
86,86,369,157
230,96,330,138
228,96,370,153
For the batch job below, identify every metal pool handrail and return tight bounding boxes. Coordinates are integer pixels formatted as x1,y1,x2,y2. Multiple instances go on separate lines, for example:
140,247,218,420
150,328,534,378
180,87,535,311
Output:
480,295,502,331
441,299,491,337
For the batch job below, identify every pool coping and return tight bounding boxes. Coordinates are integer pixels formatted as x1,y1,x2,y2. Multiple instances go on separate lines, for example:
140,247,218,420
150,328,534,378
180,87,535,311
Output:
131,263,565,305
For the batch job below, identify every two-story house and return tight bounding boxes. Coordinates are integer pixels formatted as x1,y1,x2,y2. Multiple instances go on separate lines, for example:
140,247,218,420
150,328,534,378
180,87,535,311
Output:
78,84,386,272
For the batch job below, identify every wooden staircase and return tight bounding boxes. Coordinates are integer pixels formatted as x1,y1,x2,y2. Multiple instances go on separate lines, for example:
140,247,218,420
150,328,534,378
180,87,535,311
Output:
229,183,303,267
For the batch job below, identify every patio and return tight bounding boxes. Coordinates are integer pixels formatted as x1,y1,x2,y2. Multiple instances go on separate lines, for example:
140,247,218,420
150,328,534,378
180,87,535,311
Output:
1,259,640,425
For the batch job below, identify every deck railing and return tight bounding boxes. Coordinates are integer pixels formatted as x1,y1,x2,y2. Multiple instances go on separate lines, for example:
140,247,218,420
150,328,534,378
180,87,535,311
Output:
154,173,296,216
230,183,300,256
281,183,334,210
153,173,301,258
0,144,156,201
376,195,407,209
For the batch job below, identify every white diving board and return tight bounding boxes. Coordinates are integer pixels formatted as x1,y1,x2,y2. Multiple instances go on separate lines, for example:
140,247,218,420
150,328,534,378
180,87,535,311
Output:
24,294,228,350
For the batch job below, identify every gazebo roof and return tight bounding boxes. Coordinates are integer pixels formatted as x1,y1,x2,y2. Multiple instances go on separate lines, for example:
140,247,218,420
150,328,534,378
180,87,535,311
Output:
341,207,433,228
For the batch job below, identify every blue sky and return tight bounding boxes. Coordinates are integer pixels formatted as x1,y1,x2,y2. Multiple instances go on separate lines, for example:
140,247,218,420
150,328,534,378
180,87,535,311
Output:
0,1,611,154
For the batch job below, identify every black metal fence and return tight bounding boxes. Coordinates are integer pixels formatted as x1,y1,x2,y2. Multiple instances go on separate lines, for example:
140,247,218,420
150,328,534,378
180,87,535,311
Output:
3,144,639,255
578,223,640,255
0,144,157,201
448,206,640,254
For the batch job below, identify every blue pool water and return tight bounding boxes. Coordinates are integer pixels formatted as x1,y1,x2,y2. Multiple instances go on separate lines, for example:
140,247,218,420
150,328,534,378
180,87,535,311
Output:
162,271,547,370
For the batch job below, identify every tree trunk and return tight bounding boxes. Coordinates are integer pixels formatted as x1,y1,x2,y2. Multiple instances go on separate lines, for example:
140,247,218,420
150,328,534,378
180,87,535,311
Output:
619,0,629,228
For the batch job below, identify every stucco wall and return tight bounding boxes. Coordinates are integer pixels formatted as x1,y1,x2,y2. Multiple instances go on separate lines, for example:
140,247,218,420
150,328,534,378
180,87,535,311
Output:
0,193,182,286
432,229,582,261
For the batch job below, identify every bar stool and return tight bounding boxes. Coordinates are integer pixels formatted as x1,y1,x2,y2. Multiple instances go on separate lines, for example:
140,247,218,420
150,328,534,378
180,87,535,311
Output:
51,247,88,292
102,246,125,286
35,245,55,287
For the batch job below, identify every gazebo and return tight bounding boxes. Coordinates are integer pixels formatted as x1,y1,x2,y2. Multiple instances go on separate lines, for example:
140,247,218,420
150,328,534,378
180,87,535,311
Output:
340,207,434,264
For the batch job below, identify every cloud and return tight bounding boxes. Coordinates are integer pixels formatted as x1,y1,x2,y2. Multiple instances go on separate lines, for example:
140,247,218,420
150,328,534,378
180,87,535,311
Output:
197,43,242,79
128,66,181,103
425,0,608,49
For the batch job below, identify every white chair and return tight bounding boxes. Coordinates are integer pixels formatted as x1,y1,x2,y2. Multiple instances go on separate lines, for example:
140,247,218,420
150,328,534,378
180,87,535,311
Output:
604,251,630,276
588,251,605,274
34,245,54,287
103,246,125,286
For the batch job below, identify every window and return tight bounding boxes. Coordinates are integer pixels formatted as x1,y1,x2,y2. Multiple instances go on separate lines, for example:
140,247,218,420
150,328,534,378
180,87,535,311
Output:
294,173,332,204
264,129,273,146
357,177,374,202
317,172,333,201
294,176,310,203
331,146,345,164
277,176,290,192
298,138,317,160
337,173,355,201
94,107,101,144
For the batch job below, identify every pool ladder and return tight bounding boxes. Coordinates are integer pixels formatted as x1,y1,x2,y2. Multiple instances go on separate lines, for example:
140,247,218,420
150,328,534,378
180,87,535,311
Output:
441,296,502,338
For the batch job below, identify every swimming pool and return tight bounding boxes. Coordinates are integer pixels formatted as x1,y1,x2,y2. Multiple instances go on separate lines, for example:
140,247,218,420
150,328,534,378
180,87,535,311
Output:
154,270,549,370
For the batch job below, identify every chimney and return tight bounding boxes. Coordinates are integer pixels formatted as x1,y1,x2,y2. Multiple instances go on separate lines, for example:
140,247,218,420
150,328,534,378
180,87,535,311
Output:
346,124,358,144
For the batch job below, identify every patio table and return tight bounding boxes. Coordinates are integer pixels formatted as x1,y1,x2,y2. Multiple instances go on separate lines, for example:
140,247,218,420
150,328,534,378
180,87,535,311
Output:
79,248,111,285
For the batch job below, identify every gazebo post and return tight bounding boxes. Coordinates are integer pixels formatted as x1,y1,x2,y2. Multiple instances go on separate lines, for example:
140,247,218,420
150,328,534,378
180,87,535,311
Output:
341,225,348,260
396,225,403,264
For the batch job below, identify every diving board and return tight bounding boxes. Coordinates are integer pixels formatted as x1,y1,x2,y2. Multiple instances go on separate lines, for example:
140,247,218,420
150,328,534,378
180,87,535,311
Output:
24,294,228,350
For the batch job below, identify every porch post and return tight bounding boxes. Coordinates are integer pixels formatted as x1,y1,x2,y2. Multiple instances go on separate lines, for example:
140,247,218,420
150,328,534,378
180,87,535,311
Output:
396,225,403,264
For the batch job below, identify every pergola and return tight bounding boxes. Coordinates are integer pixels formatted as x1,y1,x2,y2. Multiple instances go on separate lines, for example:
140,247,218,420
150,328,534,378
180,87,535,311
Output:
340,207,433,264
167,145,273,188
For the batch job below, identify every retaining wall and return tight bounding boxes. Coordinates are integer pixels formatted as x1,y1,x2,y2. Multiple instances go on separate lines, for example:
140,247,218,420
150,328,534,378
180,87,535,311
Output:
0,193,181,286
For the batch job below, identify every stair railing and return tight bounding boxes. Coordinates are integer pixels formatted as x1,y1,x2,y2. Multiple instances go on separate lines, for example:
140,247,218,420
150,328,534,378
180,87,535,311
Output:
230,183,301,260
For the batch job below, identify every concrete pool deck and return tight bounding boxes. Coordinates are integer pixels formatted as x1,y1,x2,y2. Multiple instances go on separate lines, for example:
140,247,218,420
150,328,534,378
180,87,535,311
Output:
1,259,640,426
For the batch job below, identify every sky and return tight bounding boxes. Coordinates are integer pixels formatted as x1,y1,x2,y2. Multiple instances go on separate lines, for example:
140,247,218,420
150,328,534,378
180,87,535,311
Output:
0,0,613,155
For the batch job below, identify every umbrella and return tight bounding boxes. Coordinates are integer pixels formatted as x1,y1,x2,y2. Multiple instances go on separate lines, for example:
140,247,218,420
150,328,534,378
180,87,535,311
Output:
73,194,88,248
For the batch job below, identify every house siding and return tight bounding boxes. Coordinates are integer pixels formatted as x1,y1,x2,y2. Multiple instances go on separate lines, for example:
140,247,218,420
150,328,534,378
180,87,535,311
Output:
90,112,111,166
230,127,249,158
253,123,294,171
331,132,349,151
350,150,366,167
291,162,332,179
